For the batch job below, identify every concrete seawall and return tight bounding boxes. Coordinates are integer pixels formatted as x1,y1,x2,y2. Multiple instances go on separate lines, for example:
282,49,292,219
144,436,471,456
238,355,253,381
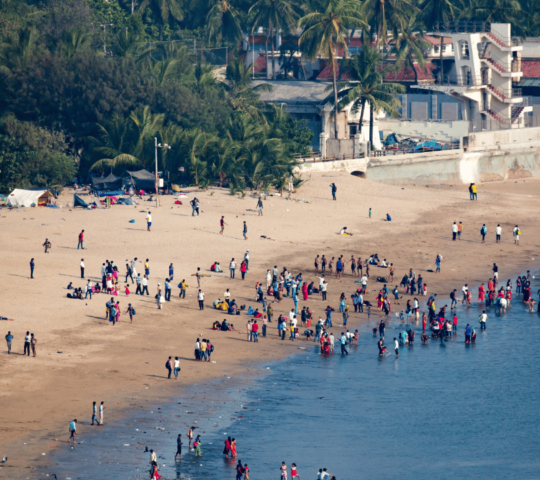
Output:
296,127,540,185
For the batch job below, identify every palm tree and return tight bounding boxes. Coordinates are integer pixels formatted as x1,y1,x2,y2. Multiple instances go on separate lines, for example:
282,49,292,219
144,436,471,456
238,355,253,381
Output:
249,0,301,79
205,0,243,47
392,16,431,84
222,59,272,115
194,62,218,90
520,0,540,37
420,0,460,83
0,27,38,75
460,0,521,33
87,116,141,172
129,106,165,167
137,0,184,40
361,0,418,46
54,28,92,60
299,0,366,140
239,138,284,190
111,30,140,58
334,46,405,147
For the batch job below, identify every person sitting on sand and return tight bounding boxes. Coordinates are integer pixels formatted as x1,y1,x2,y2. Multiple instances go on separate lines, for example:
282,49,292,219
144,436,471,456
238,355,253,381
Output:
211,262,217,272
386,213,392,221
340,227,353,236
213,321,221,330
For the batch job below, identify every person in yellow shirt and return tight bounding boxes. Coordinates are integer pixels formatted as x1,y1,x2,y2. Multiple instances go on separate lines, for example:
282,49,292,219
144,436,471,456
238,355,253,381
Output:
470,183,477,200
200,339,208,361
458,221,463,240
179,279,187,299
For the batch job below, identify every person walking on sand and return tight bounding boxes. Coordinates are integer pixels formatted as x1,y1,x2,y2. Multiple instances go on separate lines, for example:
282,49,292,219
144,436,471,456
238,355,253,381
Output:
480,224,487,243
513,225,520,245
30,258,35,279
220,216,227,235
5,331,13,354
98,402,104,425
80,258,85,279
78,230,84,249
146,211,152,231
42,238,51,253
68,419,77,444
452,222,458,241
166,356,173,379
256,196,263,216
243,221,248,240
174,434,184,460
458,221,463,240
92,401,100,425
330,183,337,200
24,331,31,356
230,258,236,279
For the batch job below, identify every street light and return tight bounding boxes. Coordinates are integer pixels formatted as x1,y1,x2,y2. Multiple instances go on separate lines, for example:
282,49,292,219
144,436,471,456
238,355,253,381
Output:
154,137,171,208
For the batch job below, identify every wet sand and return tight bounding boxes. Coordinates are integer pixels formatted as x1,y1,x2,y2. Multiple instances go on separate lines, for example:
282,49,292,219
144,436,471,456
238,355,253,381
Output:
1,172,540,476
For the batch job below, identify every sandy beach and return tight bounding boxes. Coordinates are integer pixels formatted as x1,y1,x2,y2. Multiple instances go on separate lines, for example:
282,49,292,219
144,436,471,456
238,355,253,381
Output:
1,171,539,476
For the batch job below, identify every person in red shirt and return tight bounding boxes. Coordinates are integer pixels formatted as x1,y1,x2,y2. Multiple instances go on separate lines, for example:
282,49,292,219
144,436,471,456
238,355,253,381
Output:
78,230,84,249
251,320,259,342
452,315,458,333
478,283,485,304
219,216,227,235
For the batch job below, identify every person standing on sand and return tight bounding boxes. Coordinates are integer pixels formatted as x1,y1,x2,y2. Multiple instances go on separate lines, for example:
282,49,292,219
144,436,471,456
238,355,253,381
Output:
198,289,205,310
471,183,478,200
230,258,236,279
78,230,84,249
452,222,458,241
42,238,51,253
146,211,152,231
175,434,184,460
330,183,337,200
69,419,77,444
220,216,227,235
458,221,463,240
243,221,248,240
256,196,263,216
166,356,173,379
99,401,105,425
80,258,85,279
496,224,502,243
30,258,34,279
174,357,180,378
30,333,37,357
513,225,520,245
24,331,31,356
5,331,13,354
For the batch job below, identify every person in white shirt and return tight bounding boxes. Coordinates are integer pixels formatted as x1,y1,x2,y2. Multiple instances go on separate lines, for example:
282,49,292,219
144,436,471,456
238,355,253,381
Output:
321,281,328,300
174,358,180,379
360,275,368,293
131,258,138,277
496,224,502,243
452,221,458,241
479,310,487,330
197,290,205,310
141,275,149,295
462,284,468,300
329,334,335,353
394,338,399,358
318,276,325,296
224,289,231,302
266,270,272,288
244,250,250,270
230,258,236,279
146,211,152,231
289,309,295,322
291,315,297,328
80,259,85,279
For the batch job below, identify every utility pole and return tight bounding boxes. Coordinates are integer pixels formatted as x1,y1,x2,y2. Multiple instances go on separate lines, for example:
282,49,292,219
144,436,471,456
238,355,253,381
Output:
154,137,171,208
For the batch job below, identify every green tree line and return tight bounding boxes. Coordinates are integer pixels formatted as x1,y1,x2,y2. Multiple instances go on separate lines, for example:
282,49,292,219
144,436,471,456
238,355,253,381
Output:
0,0,534,190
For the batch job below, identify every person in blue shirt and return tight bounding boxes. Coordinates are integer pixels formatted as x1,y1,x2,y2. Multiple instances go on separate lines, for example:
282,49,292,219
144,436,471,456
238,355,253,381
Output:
5,331,13,354
325,306,334,327
284,279,292,297
336,259,343,278
340,333,349,355
69,419,77,444
465,324,472,344
330,183,337,200
169,263,174,281
386,213,392,221
30,258,35,279
382,284,389,297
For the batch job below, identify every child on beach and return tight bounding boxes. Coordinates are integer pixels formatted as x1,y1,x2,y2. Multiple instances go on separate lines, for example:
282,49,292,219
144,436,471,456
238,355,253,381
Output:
243,464,250,480
291,463,300,480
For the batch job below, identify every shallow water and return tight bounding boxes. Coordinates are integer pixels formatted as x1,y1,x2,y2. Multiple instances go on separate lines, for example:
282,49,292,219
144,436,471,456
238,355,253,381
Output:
43,280,540,480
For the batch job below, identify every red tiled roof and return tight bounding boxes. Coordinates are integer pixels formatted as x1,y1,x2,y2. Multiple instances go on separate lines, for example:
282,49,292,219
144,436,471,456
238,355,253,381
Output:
423,35,453,46
316,62,436,83
522,60,540,78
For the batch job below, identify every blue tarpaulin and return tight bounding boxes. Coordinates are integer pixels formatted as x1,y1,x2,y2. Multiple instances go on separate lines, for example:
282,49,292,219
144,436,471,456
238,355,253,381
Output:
96,190,125,197
414,140,442,151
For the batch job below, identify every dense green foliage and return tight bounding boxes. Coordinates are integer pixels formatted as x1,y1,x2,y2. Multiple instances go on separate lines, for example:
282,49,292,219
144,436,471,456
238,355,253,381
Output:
0,0,536,190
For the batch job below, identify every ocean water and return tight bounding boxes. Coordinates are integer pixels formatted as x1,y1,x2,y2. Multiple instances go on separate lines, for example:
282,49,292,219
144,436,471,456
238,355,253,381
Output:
42,284,540,480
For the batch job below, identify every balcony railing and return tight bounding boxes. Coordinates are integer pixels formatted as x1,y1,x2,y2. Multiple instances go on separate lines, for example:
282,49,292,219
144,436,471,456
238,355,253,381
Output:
437,74,484,86
434,21,490,33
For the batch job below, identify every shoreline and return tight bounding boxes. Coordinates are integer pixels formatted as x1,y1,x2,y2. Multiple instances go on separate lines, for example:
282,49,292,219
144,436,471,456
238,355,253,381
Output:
2,173,540,477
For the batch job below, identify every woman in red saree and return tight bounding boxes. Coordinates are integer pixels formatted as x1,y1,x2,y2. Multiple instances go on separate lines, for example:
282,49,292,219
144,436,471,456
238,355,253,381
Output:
302,282,308,301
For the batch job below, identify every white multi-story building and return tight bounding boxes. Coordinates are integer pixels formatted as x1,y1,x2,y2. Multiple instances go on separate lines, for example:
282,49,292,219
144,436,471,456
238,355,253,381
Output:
414,22,532,130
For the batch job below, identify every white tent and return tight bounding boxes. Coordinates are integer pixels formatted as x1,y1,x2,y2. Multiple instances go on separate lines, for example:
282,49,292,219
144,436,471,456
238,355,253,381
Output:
7,189,53,207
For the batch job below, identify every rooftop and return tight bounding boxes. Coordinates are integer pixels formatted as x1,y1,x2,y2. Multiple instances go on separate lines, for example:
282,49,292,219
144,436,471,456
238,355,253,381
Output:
254,80,331,104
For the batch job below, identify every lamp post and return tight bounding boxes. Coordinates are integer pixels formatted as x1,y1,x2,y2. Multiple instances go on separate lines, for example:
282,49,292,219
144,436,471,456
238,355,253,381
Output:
154,137,171,208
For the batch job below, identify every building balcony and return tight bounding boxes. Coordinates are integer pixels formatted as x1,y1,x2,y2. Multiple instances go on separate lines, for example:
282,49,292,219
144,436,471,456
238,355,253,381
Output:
486,85,523,103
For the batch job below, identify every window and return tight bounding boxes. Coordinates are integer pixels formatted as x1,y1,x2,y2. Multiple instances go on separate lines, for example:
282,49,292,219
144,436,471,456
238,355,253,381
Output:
348,46,361,54
434,46,439,54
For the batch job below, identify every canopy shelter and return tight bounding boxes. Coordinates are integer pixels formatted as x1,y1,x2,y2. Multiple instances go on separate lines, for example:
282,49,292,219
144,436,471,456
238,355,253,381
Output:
73,194,90,208
125,169,156,192
7,189,53,207
91,173,123,191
